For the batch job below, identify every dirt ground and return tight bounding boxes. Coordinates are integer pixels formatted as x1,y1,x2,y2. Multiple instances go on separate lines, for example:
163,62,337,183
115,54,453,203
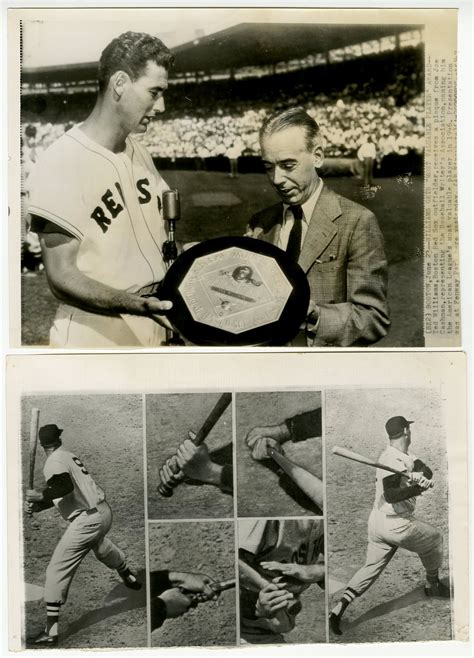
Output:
149,521,236,647
236,392,322,517
325,389,452,643
21,395,146,648
146,393,233,519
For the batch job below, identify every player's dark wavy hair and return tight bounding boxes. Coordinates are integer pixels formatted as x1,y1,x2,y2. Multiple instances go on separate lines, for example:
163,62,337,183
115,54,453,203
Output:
98,31,174,93
259,107,322,152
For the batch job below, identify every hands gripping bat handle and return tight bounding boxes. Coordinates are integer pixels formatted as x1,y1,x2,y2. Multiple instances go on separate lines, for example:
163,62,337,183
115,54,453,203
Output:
187,577,236,605
157,392,232,497
332,445,411,478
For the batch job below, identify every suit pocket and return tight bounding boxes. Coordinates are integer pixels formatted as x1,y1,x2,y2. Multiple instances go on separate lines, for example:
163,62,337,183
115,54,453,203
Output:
309,259,346,302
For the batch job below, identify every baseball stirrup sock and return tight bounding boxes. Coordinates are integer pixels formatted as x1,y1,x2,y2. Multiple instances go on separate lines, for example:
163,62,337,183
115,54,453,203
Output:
331,588,357,616
46,602,60,636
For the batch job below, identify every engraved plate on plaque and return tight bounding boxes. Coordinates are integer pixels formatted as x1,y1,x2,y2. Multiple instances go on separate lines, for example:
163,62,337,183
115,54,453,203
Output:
159,237,310,346
179,248,292,334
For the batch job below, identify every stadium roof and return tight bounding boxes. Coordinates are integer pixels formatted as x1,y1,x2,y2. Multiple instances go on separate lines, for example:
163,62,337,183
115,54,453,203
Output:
171,22,421,72
22,22,421,84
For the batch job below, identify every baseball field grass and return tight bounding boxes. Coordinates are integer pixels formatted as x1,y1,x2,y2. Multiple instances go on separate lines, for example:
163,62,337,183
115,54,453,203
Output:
20,171,423,347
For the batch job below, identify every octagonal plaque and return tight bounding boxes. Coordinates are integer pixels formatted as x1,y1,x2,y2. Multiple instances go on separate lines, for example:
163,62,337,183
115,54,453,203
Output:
159,237,310,346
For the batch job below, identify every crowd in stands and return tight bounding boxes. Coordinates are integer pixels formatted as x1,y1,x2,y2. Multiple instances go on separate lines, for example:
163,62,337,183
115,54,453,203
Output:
21,45,424,272
22,46,425,169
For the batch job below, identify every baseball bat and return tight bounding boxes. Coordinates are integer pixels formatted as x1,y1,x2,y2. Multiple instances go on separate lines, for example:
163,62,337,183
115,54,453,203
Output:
28,408,40,489
187,577,236,604
268,448,324,509
157,392,232,497
332,446,410,478
238,559,296,633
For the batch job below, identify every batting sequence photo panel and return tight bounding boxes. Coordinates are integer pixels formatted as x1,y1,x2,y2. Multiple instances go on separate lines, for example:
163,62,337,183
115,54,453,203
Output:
20,389,453,648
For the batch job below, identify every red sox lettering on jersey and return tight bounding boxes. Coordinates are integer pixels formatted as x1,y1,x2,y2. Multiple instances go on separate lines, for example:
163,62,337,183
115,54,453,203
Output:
27,125,170,346
90,178,162,234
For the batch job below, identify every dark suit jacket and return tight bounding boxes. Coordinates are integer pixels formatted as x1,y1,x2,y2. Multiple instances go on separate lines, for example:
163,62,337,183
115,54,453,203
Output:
246,184,390,346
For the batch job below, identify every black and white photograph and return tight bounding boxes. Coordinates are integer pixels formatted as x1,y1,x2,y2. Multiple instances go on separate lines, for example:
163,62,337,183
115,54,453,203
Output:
236,392,323,517
20,394,146,649
238,517,326,644
146,392,234,519
12,7,459,348
148,521,236,647
325,388,452,643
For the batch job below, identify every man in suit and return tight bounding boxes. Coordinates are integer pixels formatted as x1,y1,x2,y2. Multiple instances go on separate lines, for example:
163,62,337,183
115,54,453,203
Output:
245,108,390,346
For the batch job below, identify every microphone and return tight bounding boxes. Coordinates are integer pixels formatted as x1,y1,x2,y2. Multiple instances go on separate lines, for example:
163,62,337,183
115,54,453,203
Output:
163,189,180,264
161,189,185,345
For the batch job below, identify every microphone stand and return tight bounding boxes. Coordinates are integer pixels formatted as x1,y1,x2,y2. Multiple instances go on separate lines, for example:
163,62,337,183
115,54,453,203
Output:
162,189,185,346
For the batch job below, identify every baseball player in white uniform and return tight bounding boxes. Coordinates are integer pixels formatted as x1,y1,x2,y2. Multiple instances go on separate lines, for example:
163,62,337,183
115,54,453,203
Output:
329,415,450,636
27,32,176,347
25,424,141,647
238,518,324,644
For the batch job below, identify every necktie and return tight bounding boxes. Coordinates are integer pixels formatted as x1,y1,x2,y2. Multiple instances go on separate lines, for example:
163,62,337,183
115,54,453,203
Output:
286,205,303,262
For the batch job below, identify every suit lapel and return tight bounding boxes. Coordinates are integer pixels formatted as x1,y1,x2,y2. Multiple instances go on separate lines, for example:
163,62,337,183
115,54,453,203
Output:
299,185,341,272
260,204,283,245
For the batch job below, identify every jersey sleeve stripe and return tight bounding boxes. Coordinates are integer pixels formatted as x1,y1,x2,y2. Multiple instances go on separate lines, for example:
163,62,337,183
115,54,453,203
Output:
28,206,84,240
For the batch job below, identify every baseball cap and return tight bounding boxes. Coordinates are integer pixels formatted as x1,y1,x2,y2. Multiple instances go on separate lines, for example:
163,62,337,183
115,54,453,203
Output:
38,424,63,447
385,416,414,438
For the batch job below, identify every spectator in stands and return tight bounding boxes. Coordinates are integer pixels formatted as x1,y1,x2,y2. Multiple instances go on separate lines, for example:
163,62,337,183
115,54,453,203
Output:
245,107,390,347
26,31,175,349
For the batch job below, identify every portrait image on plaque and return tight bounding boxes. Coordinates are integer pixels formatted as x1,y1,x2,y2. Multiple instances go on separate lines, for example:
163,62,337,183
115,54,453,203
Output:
159,237,310,346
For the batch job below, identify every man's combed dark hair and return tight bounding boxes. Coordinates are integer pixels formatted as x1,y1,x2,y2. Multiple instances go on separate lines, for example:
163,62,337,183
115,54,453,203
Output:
260,107,322,151
98,31,174,92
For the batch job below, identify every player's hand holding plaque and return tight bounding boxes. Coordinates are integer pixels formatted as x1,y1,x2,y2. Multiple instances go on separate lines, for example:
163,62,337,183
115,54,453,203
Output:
158,237,310,346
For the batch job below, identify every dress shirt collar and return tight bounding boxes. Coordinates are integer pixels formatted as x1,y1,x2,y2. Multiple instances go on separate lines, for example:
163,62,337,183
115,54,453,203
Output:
283,177,324,225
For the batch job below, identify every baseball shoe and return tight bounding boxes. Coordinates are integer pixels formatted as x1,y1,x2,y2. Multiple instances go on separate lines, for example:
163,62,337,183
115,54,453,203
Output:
424,579,450,598
119,568,142,591
28,630,58,647
329,612,343,635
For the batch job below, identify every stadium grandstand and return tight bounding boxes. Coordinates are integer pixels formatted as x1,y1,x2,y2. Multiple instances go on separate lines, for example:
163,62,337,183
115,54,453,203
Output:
22,23,424,171
21,22,425,347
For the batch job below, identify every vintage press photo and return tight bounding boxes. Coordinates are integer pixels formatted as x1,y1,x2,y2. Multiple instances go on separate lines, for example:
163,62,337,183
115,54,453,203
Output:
236,391,323,517
19,394,146,649
148,521,237,647
146,392,233,520
6,352,469,652
8,7,459,348
325,389,453,643
238,517,326,645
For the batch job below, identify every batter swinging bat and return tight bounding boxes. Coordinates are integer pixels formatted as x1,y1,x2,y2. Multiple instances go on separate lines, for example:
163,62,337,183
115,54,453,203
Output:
332,445,410,478
268,448,324,509
157,392,232,497
29,408,40,489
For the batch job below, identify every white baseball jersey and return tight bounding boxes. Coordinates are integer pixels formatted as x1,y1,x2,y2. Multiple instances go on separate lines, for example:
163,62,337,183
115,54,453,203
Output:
27,125,170,346
373,445,419,516
43,447,105,521
240,518,324,595
28,124,169,292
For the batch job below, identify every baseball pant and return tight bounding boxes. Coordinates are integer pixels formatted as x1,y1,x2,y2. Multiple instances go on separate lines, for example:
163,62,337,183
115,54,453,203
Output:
50,304,166,348
44,501,125,603
346,508,443,596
